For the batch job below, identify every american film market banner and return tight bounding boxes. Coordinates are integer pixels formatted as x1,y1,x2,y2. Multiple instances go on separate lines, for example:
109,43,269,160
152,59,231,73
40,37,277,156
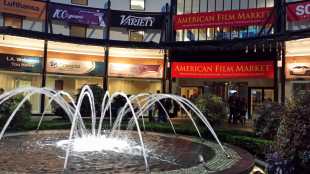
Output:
49,3,107,27
174,7,273,30
110,10,164,29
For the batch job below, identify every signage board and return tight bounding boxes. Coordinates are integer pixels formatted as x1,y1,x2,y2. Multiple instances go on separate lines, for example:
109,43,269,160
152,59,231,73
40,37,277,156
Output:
0,0,46,20
49,3,106,27
172,61,274,79
0,53,42,73
174,7,273,30
47,58,105,76
110,10,164,29
109,63,162,78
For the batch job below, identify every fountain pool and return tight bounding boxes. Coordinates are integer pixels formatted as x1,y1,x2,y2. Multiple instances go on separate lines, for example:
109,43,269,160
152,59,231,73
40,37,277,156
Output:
0,86,254,173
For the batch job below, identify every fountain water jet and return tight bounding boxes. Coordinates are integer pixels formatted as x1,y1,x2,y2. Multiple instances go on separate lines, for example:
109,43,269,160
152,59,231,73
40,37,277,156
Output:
0,85,232,173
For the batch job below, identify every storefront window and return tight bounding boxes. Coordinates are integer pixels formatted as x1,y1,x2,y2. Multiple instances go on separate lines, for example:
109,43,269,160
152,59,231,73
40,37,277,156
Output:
108,47,164,94
71,0,88,5
46,41,104,113
70,25,86,38
4,15,22,29
0,35,44,113
130,0,145,11
129,30,144,41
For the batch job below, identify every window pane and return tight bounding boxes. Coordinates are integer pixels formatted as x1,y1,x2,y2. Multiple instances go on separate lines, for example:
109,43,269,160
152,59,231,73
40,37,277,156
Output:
131,0,145,10
200,0,207,12
249,0,256,8
216,0,224,11
208,0,216,12
192,0,200,13
71,0,88,5
240,0,247,9
177,0,185,14
224,0,231,10
232,0,240,10
266,0,274,7
70,25,86,38
184,0,192,13
129,30,144,41
4,15,22,29
199,29,206,40
257,0,266,8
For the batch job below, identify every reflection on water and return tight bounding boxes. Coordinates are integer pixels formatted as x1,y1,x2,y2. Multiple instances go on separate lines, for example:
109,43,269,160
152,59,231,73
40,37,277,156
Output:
0,132,215,174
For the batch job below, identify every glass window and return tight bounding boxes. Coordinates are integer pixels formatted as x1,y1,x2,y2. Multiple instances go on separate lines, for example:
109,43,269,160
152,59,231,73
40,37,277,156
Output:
266,0,274,7
240,0,247,9
4,15,22,29
231,0,239,10
130,0,145,10
176,30,184,41
224,0,232,11
70,25,86,38
208,0,215,12
249,0,256,8
192,0,200,13
71,0,88,5
257,0,266,8
199,29,207,40
177,0,185,14
129,30,144,41
200,0,207,12
216,0,224,11
184,0,192,13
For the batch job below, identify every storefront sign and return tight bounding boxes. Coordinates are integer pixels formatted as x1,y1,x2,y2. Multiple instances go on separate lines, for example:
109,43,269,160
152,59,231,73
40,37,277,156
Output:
49,3,106,27
0,0,46,20
0,53,42,73
172,61,274,79
47,58,105,76
174,7,273,30
109,63,162,78
286,56,310,80
110,10,164,29
287,1,310,22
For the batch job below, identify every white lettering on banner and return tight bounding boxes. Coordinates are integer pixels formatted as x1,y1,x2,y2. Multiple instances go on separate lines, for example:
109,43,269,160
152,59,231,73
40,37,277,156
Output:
296,4,310,16
52,9,84,20
120,15,155,27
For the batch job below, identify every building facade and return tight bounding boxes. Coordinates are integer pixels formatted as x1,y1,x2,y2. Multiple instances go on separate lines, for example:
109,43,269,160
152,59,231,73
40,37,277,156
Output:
0,0,309,117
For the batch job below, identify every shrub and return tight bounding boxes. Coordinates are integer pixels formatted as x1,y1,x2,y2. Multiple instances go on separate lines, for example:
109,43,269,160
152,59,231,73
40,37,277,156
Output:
0,95,32,130
254,102,284,140
272,92,310,173
193,94,227,126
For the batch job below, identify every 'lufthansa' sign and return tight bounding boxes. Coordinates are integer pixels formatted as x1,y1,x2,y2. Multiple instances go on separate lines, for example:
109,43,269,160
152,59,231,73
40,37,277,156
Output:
111,10,164,29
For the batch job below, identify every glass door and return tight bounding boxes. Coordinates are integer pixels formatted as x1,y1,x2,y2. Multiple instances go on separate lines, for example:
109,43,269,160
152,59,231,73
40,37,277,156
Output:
249,88,274,120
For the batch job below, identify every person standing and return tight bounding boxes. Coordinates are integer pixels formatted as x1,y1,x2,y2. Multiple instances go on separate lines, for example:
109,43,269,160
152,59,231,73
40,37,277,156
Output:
228,93,237,124
0,88,4,95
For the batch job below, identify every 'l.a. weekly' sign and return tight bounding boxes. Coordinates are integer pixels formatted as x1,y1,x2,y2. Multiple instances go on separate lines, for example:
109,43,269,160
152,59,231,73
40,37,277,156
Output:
174,7,273,30
172,61,274,79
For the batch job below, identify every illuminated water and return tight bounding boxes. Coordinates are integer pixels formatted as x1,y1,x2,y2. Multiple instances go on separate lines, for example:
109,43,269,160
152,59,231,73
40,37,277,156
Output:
0,86,229,173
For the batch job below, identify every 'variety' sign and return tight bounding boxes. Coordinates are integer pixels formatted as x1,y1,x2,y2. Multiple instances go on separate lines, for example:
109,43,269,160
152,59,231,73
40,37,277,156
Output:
172,61,274,79
174,7,273,30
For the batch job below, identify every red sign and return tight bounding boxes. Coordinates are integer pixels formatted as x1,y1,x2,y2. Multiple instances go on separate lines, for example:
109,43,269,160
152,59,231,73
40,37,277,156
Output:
287,1,310,22
174,7,273,30
172,61,274,79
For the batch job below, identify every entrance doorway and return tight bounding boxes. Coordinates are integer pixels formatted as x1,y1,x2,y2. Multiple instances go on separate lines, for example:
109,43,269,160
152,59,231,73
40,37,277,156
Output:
249,87,274,120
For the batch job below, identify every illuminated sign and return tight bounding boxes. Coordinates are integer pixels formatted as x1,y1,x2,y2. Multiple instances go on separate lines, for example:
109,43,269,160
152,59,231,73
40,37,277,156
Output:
174,7,273,30
172,61,274,79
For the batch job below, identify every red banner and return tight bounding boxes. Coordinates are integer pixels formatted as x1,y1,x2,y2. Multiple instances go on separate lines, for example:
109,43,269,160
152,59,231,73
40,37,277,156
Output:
172,61,274,79
287,1,310,22
173,7,273,30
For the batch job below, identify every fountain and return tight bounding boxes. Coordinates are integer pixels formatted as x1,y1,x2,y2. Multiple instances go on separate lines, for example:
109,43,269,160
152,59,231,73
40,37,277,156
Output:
0,86,254,173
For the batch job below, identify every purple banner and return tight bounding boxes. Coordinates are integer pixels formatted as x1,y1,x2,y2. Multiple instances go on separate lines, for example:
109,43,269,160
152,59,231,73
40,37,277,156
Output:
49,3,107,27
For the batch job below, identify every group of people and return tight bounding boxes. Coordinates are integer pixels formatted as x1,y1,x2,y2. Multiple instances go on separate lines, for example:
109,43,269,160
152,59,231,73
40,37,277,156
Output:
228,93,247,125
